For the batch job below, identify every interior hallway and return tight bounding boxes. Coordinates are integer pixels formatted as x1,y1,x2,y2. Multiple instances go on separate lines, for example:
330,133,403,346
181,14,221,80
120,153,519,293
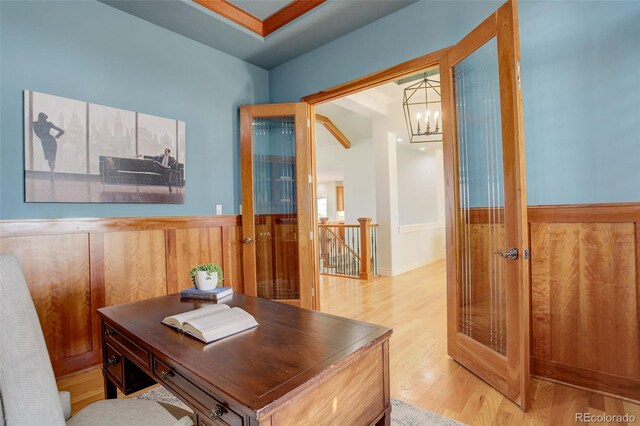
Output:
319,260,640,425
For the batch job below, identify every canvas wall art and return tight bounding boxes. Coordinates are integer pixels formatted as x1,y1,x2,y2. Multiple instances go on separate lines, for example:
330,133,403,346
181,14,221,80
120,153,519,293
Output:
24,90,186,203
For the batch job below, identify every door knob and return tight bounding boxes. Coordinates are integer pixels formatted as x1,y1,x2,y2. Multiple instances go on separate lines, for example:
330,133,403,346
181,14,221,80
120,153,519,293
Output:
243,237,254,244
494,248,518,260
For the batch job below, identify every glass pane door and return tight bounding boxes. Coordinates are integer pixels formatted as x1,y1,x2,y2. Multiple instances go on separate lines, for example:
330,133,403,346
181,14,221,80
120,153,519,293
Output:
443,0,529,409
252,116,299,300
454,37,507,355
240,103,313,309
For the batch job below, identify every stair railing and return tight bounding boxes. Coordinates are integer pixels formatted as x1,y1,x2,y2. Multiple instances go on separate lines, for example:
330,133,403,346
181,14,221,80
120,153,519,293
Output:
318,217,378,279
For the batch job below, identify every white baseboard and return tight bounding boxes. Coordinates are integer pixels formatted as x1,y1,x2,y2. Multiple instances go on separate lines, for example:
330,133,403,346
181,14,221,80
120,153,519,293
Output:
377,267,393,276
377,256,445,277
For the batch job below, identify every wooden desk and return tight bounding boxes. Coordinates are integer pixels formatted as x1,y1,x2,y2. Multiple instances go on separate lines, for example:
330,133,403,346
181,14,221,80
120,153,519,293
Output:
97,294,392,425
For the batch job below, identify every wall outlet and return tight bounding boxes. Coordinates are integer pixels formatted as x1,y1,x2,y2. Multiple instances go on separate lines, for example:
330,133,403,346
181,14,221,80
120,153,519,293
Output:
216,204,223,215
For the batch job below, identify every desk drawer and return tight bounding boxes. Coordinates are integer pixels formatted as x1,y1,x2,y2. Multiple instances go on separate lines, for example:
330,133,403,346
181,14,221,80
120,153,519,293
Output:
154,358,242,426
103,323,150,369
197,414,229,426
105,343,123,386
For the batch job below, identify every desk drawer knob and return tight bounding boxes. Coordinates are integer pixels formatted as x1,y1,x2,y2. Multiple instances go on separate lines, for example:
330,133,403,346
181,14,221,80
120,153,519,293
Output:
208,405,224,421
107,355,119,367
104,328,117,337
160,370,174,381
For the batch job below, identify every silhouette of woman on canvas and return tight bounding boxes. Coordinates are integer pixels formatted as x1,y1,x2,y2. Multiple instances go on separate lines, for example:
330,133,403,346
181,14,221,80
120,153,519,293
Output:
32,112,64,180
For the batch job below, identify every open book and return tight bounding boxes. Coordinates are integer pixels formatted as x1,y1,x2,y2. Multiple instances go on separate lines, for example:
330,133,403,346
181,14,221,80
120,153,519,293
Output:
162,304,258,343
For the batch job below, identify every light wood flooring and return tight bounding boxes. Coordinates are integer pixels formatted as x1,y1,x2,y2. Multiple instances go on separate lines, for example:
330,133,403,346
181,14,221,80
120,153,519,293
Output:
58,259,640,424
319,260,640,425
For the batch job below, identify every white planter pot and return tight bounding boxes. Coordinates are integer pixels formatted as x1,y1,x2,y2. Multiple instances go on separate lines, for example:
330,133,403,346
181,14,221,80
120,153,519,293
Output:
195,271,218,290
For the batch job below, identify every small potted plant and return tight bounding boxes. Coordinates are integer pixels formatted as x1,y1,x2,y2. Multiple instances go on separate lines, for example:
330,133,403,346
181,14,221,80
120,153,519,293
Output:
190,263,224,291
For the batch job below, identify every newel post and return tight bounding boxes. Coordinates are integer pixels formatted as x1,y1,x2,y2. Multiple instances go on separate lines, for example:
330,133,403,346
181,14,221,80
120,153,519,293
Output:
358,217,372,280
319,217,329,262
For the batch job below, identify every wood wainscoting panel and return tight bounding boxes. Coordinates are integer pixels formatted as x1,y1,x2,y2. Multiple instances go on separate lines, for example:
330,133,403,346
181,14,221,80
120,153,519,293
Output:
530,223,550,361
227,225,244,294
171,227,223,291
578,223,637,378
103,230,167,306
0,234,94,376
547,223,582,367
0,215,243,379
530,219,640,400
168,224,244,294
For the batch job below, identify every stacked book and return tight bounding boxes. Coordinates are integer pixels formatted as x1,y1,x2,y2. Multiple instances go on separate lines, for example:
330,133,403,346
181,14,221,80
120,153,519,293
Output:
180,286,233,300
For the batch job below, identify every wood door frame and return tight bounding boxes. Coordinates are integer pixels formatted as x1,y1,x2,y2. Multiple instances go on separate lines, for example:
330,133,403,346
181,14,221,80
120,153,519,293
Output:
240,103,313,308
300,0,529,408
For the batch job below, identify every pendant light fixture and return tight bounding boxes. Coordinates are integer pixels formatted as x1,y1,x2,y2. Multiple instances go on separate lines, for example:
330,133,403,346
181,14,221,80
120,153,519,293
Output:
402,73,443,143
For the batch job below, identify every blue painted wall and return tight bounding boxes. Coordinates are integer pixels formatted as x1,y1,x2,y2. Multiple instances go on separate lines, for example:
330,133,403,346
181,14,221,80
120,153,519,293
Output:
520,1,640,205
1,0,269,219
270,1,640,205
2,1,639,219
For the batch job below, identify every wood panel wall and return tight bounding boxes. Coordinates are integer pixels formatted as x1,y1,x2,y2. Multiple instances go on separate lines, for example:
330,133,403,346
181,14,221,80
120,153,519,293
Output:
528,203,640,401
468,203,640,400
0,216,243,379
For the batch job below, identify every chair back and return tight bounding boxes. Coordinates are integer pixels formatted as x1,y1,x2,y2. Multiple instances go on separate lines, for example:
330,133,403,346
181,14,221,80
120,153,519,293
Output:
0,254,66,425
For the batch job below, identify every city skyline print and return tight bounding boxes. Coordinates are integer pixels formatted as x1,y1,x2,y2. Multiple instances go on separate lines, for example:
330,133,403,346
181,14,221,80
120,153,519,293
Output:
24,90,186,204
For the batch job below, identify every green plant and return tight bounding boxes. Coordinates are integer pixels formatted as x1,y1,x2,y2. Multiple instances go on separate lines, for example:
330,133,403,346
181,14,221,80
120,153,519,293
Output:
189,263,224,287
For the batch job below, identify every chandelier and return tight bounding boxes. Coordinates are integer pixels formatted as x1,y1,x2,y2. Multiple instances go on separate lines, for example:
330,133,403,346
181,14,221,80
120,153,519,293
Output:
402,73,442,143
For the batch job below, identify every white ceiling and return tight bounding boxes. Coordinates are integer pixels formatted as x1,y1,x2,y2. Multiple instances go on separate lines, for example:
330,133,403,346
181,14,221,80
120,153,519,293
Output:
100,0,417,70
315,68,442,155
316,103,373,146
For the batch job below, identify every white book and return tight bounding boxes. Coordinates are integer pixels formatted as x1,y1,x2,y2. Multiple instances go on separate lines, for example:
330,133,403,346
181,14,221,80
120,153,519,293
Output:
161,304,229,330
162,305,259,343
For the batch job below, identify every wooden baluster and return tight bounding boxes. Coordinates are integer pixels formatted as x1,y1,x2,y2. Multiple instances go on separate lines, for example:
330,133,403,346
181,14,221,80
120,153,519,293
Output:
319,218,329,263
358,218,372,280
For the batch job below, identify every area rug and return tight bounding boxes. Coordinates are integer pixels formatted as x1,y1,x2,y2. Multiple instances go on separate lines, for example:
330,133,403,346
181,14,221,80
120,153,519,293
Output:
136,386,466,425
390,398,466,426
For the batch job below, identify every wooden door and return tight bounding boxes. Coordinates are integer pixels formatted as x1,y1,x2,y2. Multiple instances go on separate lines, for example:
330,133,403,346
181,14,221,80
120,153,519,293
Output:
441,0,530,409
240,103,314,309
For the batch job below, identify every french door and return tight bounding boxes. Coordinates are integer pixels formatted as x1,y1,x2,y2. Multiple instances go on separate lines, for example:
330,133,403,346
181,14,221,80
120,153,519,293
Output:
442,0,530,409
240,103,315,309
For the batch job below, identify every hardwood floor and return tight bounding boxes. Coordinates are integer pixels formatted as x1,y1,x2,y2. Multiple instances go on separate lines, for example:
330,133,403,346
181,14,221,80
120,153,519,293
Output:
56,367,158,416
319,260,640,425
58,258,640,424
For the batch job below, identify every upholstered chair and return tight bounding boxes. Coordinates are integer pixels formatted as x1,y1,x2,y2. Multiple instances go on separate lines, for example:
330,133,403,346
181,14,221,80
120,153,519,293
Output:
0,254,193,426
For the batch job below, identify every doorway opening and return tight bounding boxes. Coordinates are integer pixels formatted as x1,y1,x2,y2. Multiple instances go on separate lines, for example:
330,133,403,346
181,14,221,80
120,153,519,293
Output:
313,64,447,284
301,0,529,412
